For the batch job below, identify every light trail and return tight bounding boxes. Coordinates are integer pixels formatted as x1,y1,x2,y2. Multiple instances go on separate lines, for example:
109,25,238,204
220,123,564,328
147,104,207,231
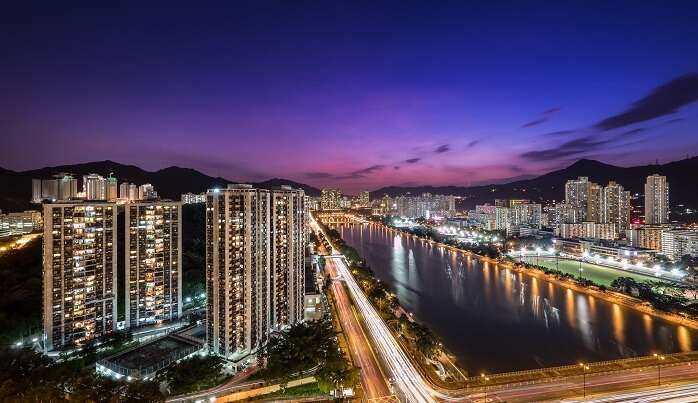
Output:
327,255,445,403
567,381,698,402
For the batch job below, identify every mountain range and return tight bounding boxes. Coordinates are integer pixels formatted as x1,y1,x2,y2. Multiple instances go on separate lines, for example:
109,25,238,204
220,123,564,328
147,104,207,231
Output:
370,157,698,210
0,160,321,213
1,157,697,213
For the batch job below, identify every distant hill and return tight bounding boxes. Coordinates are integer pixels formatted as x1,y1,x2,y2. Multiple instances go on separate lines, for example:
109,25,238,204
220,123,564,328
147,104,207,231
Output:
370,157,698,210
0,160,320,212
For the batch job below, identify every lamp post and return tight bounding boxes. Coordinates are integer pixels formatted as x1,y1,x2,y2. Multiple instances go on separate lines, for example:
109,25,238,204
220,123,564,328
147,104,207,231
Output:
654,353,665,386
481,373,490,402
579,363,590,398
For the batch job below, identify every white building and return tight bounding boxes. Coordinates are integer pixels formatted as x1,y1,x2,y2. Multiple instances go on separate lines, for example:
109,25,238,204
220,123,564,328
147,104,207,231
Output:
645,174,669,224
83,174,107,200
181,192,206,204
558,222,617,240
32,174,78,203
395,193,456,219
661,229,698,261
0,210,41,238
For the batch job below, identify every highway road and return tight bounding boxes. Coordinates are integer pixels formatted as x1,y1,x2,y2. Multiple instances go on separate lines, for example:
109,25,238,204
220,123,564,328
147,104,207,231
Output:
326,255,445,402
569,381,698,402
326,258,391,399
472,361,698,402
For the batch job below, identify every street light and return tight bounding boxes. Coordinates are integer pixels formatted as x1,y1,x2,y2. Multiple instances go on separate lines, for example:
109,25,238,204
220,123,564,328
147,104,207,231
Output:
481,373,490,402
579,363,590,397
654,353,665,386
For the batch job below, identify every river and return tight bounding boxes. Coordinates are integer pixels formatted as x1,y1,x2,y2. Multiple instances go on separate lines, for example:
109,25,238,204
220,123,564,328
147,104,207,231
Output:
338,222,698,374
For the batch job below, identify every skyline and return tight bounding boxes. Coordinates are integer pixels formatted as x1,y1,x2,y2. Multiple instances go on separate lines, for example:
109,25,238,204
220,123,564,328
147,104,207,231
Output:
2,1,698,193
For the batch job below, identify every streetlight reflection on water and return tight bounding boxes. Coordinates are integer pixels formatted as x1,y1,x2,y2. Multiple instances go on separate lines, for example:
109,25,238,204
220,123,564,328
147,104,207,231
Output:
339,223,697,373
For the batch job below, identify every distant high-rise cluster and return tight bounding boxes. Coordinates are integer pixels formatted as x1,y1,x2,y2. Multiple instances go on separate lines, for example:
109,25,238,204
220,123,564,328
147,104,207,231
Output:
391,193,456,219
42,197,182,351
32,173,158,204
0,210,42,239
205,184,306,362
352,191,370,208
554,176,632,239
32,174,78,203
468,201,542,234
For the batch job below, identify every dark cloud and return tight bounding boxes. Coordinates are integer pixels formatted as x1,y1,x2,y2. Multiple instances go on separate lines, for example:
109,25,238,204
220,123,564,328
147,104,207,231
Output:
303,172,335,179
622,128,645,136
544,130,576,136
303,164,386,180
594,73,698,131
393,166,400,170
331,164,386,179
542,107,561,115
466,140,480,148
509,164,525,173
434,144,450,153
405,158,421,164
520,135,614,161
521,117,548,128
666,118,684,124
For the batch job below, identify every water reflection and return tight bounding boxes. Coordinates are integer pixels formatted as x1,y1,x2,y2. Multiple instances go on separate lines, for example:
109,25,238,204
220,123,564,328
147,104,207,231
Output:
339,223,698,373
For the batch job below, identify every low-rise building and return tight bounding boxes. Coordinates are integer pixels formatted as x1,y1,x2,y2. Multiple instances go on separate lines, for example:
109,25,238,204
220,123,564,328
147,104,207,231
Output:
661,229,698,261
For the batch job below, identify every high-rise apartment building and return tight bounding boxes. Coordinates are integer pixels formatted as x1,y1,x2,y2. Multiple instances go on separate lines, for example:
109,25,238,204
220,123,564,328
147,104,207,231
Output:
352,191,370,208
645,174,669,224
565,177,592,221
395,193,456,218
206,185,271,360
270,187,306,329
120,182,138,201
509,203,542,229
83,174,107,200
205,184,305,361
105,176,118,201
125,201,182,328
138,184,157,201
320,188,342,210
601,181,631,233
32,174,78,203
565,176,604,222
43,202,117,351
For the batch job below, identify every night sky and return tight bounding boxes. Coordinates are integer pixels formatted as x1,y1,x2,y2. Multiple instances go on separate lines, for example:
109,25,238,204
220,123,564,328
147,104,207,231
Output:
2,1,698,193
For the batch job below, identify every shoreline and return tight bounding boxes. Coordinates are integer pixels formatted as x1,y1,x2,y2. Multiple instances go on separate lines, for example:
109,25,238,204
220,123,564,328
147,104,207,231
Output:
365,220,698,331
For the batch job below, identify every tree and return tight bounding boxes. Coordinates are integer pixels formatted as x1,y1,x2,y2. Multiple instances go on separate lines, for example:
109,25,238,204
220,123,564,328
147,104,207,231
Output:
258,318,357,393
157,355,224,395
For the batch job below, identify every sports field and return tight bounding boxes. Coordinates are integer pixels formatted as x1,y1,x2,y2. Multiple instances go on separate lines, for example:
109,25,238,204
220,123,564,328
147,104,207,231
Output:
519,256,658,287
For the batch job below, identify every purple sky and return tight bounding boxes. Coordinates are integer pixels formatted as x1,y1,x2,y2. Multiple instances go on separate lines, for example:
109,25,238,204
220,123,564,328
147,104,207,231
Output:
1,1,698,193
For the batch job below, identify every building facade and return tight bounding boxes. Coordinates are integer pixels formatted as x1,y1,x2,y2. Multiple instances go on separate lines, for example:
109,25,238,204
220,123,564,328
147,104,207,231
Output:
43,202,117,351
83,174,107,200
661,229,698,261
125,201,182,328
645,174,669,224
269,187,306,329
205,184,306,361
601,181,631,232
320,188,342,210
